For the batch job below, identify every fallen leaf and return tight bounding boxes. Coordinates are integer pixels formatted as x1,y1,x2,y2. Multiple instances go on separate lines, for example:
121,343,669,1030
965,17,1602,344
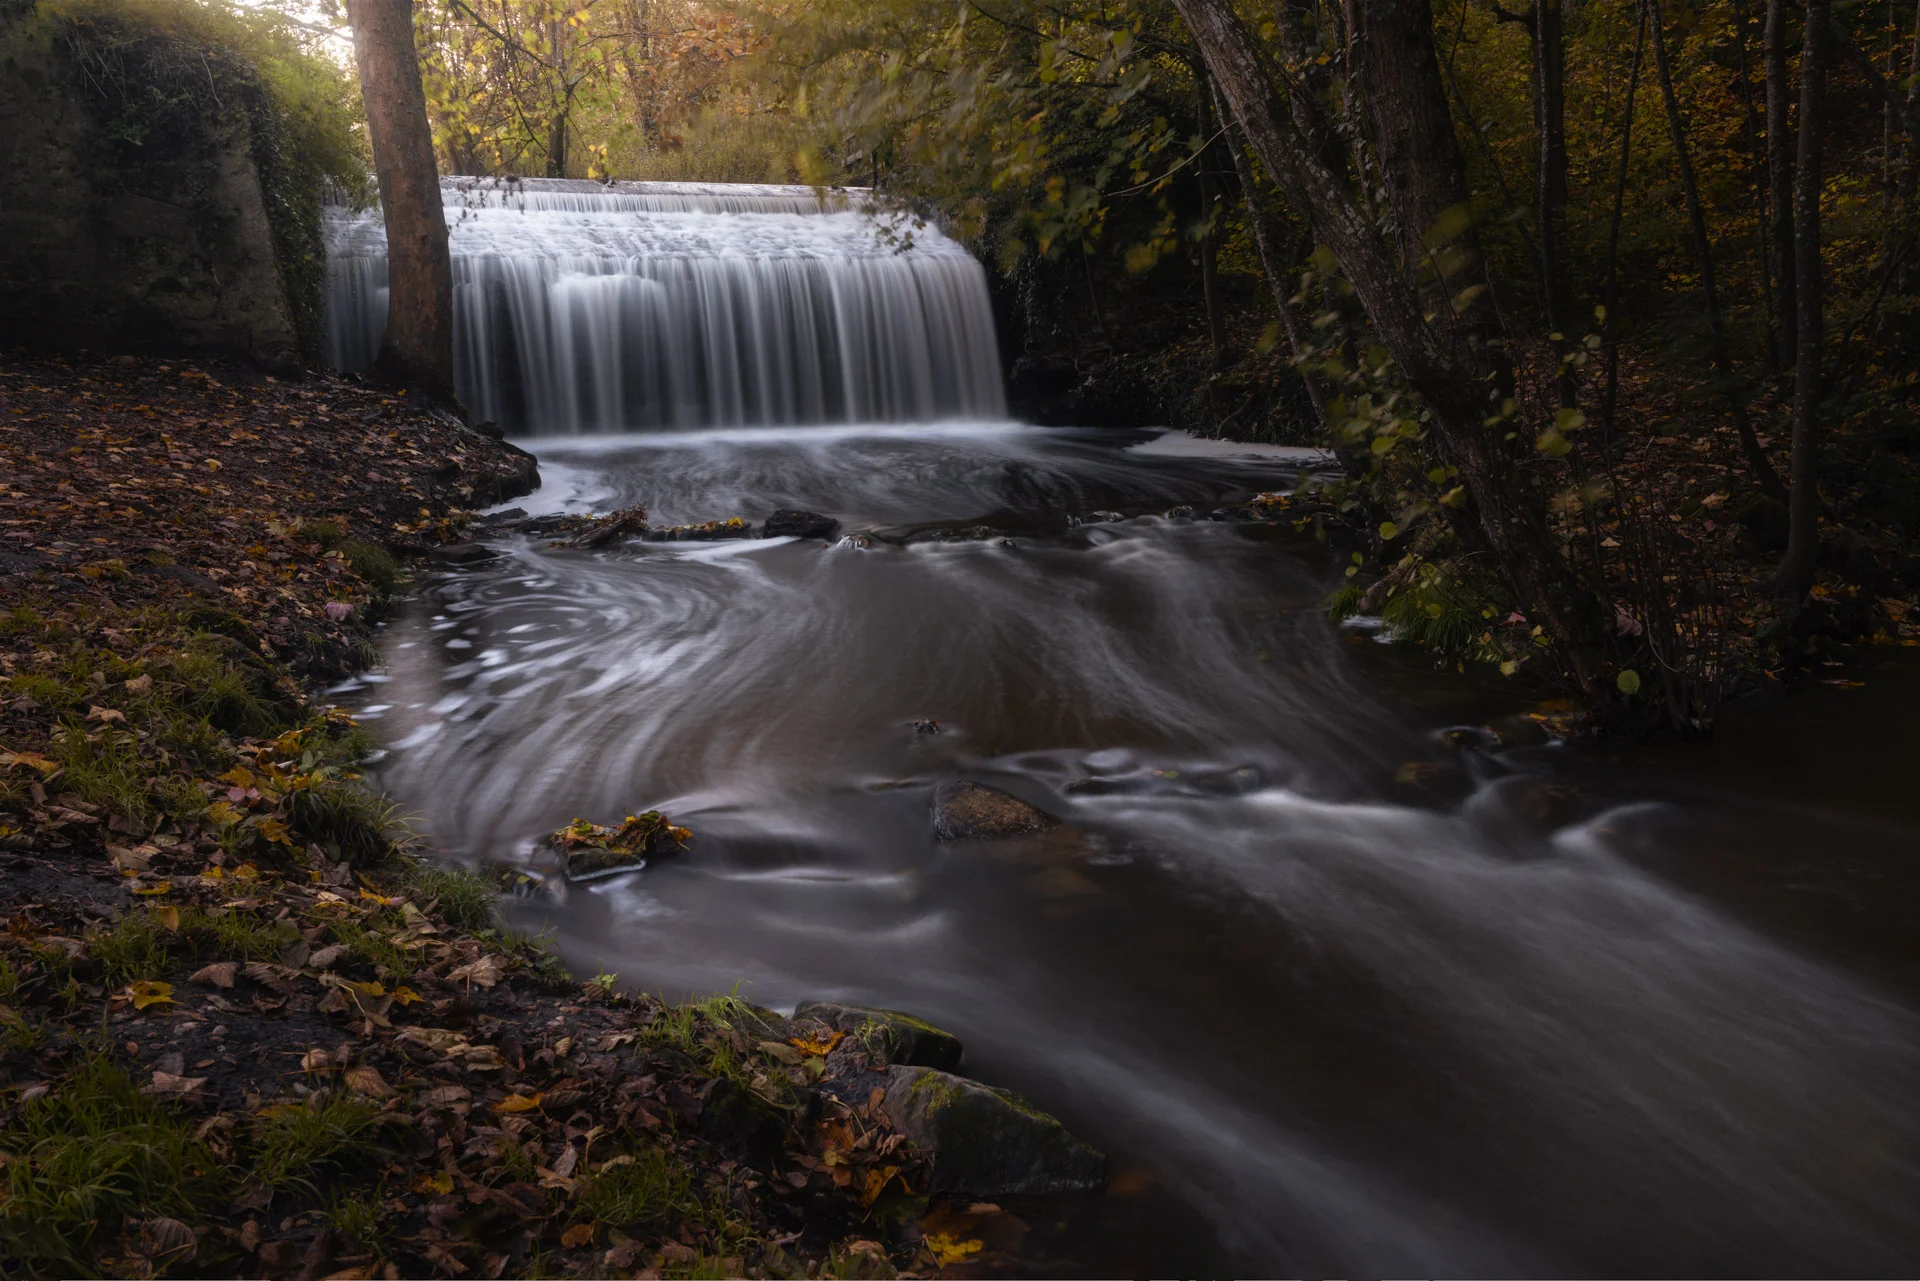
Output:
447,955,507,988
492,1093,544,1113
561,1223,594,1249
131,879,173,897
412,1169,455,1195
154,905,181,932
790,1028,846,1056
125,674,153,694
390,985,425,1005
924,1232,984,1265
86,705,127,724
308,944,348,968
344,1066,396,1098
146,1071,208,1095
128,980,174,1009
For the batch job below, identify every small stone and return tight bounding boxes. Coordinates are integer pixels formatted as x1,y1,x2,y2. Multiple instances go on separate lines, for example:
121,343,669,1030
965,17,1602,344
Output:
932,781,1059,841
427,542,501,567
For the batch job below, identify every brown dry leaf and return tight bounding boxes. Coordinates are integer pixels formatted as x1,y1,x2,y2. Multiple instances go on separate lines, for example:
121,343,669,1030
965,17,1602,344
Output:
125,674,153,694
128,980,174,1009
154,905,181,932
301,1048,332,1072
491,1093,543,1114
447,955,507,988
85,705,127,725
138,1215,196,1259
308,943,348,968
560,1223,595,1249
147,1071,208,1095
419,1084,472,1109
344,1066,396,1099
400,1026,468,1054
462,1045,506,1070
551,1146,579,1178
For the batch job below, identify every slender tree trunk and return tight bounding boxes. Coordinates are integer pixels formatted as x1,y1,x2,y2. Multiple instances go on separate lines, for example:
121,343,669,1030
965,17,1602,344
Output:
1534,0,1569,334
1600,6,1648,441
1194,71,1229,372
348,0,456,404
1777,0,1829,603
1732,0,1778,368
1649,0,1788,501
1213,82,1330,429
1766,0,1798,366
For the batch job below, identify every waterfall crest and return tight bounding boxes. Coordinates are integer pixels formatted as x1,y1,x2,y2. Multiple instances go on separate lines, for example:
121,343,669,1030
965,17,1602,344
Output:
322,178,1006,433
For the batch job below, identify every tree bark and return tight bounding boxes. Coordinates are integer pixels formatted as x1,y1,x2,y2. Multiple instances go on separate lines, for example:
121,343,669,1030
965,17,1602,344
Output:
1600,6,1648,441
1766,0,1798,367
348,0,456,405
1533,0,1570,336
1777,0,1829,603
1649,0,1788,501
1347,0,1495,357
1193,70,1228,372
1212,81,1330,429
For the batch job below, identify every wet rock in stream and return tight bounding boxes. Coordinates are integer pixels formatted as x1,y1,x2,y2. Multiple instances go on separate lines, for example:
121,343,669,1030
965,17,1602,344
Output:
933,780,1060,841
880,1065,1107,1197
793,1000,965,1070
762,509,840,539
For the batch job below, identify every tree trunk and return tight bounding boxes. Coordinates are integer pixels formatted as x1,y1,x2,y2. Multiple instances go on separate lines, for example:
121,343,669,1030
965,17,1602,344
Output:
1172,0,1590,669
1600,6,1648,441
1732,0,1778,369
1347,0,1494,357
1766,0,1797,367
1534,0,1570,336
1649,0,1788,501
1777,0,1829,604
1212,81,1330,430
1194,70,1228,372
348,0,456,405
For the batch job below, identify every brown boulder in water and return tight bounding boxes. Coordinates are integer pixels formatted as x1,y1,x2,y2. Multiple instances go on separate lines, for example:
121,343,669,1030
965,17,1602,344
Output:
932,781,1058,841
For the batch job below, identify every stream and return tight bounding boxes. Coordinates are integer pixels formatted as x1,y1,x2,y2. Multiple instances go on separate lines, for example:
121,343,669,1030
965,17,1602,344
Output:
338,422,1920,1277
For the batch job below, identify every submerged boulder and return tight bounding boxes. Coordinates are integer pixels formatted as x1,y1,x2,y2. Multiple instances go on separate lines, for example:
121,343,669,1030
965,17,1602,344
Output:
762,510,840,540
426,541,502,567
880,1065,1105,1197
932,781,1059,841
791,1001,964,1071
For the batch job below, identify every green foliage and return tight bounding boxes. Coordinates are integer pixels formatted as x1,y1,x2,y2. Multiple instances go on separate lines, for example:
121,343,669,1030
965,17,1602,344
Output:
341,540,402,603
0,1054,227,1272
403,862,497,933
250,1092,389,1195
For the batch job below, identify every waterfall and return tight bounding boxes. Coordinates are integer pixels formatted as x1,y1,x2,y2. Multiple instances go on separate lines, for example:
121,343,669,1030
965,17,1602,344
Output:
322,178,1007,433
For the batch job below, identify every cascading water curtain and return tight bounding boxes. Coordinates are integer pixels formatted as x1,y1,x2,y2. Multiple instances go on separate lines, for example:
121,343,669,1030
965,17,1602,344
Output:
322,179,1006,433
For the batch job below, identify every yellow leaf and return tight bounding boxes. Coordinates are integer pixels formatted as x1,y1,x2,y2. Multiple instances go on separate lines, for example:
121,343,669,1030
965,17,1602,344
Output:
412,1169,455,1195
347,980,387,998
200,865,225,880
860,1164,901,1207
925,1232,984,1265
492,1093,544,1114
254,816,292,846
560,1223,595,1249
132,879,173,897
232,863,260,881
359,888,397,907
391,985,425,1006
128,980,174,1009
789,1030,845,1056
0,750,61,776
154,905,181,931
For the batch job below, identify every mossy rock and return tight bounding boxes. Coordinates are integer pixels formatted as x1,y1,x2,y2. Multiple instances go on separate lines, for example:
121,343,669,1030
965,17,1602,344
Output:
880,1065,1104,1197
791,1001,963,1070
931,781,1058,841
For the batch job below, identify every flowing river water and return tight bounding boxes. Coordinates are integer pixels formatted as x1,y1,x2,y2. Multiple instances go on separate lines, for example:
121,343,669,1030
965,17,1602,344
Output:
335,424,1920,1277
324,179,1920,1276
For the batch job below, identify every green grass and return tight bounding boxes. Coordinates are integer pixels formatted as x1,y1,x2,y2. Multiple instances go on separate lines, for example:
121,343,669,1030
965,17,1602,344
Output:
290,774,403,864
87,906,296,985
341,540,401,600
325,1186,389,1258
0,1054,227,1272
329,919,412,980
403,862,497,932
575,1144,701,1231
251,1092,389,1196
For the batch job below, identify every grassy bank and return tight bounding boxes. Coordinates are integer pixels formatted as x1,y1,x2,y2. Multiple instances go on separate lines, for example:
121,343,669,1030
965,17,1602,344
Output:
0,350,993,1279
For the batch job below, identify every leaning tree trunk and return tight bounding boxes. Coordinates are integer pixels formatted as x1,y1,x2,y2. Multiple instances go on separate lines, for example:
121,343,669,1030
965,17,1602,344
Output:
1173,0,1591,673
1649,0,1789,502
1777,0,1830,605
1193,69,1229,372
347,0,456,404
1766,0,1798,368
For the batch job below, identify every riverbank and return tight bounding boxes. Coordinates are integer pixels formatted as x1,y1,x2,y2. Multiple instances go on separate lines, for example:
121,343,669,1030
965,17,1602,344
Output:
0,351,1095,1279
